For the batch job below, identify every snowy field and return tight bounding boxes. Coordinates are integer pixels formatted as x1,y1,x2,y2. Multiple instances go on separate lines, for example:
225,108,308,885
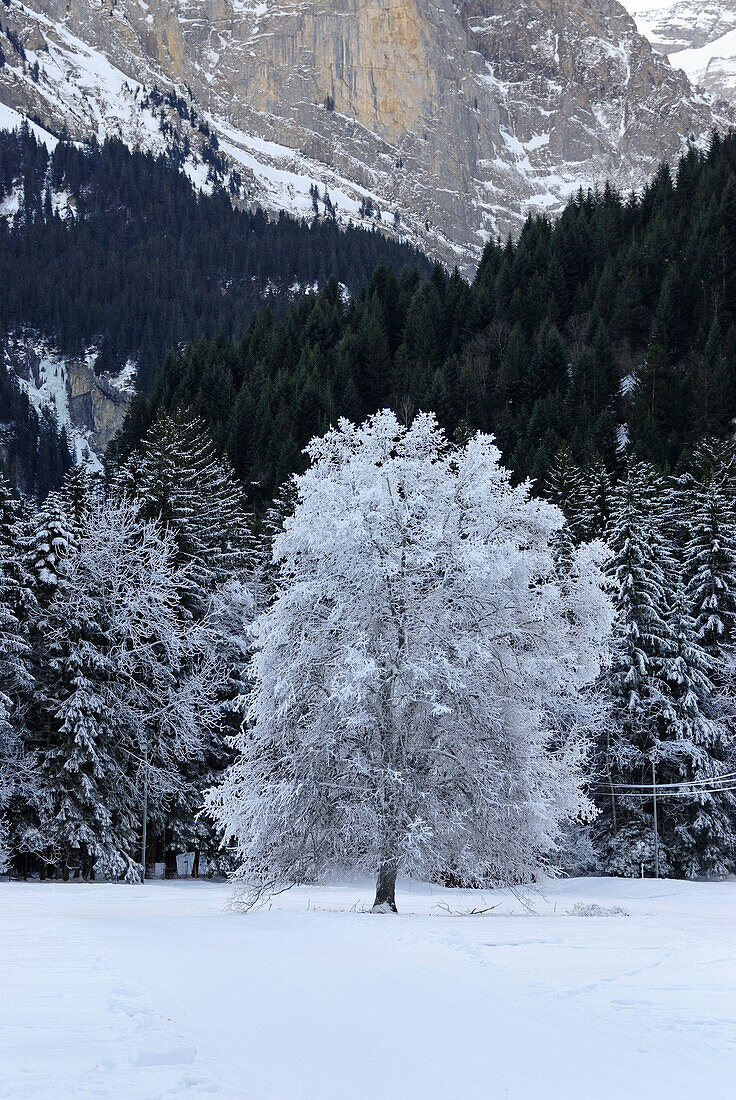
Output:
1,877,734,1100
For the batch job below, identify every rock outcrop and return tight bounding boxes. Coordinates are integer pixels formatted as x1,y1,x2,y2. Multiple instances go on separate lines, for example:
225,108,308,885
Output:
3,334,134,464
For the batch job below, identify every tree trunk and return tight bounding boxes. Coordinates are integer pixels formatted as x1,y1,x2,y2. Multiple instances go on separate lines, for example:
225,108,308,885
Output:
164,823,177,878
372,861,398,913
192,849,200,879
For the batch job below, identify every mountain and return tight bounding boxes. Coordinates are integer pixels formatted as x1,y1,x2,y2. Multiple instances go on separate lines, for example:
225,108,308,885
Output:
622,1,736,104
0,128,429,492
0,0,726,271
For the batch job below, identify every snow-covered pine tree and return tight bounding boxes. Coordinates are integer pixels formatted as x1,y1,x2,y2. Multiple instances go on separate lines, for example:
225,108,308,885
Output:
546,445,588,541
598,462,678,875
208,411,613,911
682,470,736,658
28,490,75,602
122,410,252,614
33,491,224,881
0,474,37,874
59,462,97,535
689,435,736,487
656,590,736,878
0,474,34,698
119,411,255,871
577,455,613,542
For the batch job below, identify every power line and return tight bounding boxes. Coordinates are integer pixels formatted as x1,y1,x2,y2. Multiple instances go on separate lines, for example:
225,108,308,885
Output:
588,782,736,799
589,770,736,791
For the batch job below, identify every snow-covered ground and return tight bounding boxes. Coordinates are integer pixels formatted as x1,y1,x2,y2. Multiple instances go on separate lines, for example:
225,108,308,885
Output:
0,876,734,1099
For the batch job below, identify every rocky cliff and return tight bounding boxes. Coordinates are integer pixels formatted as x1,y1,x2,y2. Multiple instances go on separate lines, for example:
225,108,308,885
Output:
3,334,134,467
0,0,726,270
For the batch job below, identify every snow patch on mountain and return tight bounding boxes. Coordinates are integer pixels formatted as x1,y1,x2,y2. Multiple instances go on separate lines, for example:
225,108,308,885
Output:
672,26,736,98
0,101,57,148
621,0,736,102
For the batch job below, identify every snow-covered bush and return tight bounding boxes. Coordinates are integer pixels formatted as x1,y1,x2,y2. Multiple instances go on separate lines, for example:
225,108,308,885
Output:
209,411,613,910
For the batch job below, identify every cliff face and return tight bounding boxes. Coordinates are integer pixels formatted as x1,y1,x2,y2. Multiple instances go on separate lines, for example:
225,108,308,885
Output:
0,0,726,269
3,335,134,466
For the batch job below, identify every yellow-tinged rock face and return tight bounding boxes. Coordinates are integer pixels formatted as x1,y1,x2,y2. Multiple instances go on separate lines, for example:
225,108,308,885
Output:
0,0,726,270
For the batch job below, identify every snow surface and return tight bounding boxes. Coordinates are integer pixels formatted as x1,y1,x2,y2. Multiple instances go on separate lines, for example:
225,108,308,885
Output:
1,876,734,1098
669,27,736,90
0,103,58,150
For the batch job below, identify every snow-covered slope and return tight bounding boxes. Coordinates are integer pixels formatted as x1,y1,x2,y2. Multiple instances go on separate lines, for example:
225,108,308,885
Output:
622,1,736,102
0,0,728,271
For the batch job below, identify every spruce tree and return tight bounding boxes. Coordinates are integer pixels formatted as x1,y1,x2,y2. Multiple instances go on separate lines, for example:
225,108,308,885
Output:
546,445,588,541
28,491,75,601
123,411,251,614
656,590,736,878
598,463,676,876
683,472,736,657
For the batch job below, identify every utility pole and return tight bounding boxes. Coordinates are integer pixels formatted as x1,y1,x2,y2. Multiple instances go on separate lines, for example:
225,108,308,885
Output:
652,758,660,879
141,742,148,883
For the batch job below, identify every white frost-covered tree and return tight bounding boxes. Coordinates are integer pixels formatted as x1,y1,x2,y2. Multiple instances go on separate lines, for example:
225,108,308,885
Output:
34,491,224,881
209,411,613,911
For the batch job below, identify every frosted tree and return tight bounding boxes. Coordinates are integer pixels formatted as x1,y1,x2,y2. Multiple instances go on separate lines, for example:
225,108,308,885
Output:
34,491,224,881
0,814,9,874
0,682,19,875
598,463,677,874
656,591,736,877
209,411,613,911
122,410,252,614
0,475,37,873
118,412,256,869
166,577,257,877
0,476,33,698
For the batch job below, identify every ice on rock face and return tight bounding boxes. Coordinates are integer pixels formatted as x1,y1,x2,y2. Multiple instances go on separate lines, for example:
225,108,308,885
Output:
2,334,135,467
0,0,727,273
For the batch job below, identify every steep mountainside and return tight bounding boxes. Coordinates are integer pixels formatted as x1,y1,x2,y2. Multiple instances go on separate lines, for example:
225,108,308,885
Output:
116,132,736,500
622,1,736,103
0,129,429,491
0,0,725,270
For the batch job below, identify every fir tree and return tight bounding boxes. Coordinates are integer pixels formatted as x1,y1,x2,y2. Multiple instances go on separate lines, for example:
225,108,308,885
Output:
122,411,251,614
598,463,677,876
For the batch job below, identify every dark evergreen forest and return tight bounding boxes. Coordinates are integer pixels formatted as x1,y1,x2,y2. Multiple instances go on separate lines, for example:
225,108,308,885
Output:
0,128,430,391
116,130,736,500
